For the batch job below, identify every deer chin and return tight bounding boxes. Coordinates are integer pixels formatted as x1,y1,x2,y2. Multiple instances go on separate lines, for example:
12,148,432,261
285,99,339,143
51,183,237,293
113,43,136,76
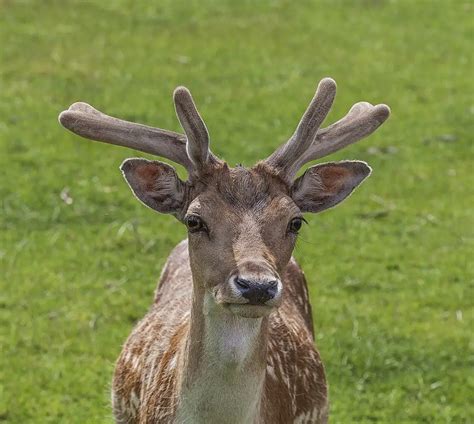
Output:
226,303,274,318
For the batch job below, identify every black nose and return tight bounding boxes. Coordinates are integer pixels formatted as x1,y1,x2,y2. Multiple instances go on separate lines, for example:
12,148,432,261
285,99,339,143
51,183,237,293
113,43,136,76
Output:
234,277,278,305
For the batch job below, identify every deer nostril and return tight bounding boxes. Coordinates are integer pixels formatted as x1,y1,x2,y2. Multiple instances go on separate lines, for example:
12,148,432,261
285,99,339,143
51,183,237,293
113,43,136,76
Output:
235,277,251,290
267,283,278,298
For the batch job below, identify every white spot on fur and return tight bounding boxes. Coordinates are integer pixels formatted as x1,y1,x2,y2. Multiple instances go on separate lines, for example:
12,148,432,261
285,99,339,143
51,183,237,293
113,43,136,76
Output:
266,364,277,381
168,355,177,370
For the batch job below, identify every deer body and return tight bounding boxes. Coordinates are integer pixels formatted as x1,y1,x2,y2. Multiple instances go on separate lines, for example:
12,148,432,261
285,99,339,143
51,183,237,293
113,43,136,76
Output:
113,238,326,424
59,78,389,423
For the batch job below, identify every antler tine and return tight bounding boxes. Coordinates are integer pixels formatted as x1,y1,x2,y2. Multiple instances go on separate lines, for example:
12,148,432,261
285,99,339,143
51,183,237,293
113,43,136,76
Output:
59,102,194,171
291,102,391,173
265,77,337,174
173,86,218,173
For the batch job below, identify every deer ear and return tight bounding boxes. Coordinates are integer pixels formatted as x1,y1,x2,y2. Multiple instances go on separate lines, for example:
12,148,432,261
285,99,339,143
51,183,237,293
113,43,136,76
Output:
120,158,187,216
290,161,371,213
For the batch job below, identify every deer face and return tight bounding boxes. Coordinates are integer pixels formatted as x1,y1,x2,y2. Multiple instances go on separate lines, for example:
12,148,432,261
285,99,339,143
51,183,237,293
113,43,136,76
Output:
121,159,371,318
60,79,389,318
183,166,297,318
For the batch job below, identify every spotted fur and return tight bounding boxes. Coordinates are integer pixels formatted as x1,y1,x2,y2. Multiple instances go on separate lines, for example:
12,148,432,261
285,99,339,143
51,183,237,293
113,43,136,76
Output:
112,241,328,424
59,78,389,424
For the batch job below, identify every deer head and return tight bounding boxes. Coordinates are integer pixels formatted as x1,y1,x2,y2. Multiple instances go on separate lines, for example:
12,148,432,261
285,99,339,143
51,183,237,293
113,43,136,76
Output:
59,78,390,318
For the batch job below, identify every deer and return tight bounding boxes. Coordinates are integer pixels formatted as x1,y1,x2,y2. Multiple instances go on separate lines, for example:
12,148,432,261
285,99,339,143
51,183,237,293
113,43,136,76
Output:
58,77,390,424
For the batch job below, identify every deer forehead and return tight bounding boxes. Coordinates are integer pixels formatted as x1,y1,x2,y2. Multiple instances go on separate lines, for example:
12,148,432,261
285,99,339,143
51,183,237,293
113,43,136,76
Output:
187,165,295,217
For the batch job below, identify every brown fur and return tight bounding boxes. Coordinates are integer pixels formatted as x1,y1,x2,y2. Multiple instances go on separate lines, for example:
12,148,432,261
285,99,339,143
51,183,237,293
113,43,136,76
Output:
59,79,389,424
113,240,328,423
111,157,379,423
113,164,334,423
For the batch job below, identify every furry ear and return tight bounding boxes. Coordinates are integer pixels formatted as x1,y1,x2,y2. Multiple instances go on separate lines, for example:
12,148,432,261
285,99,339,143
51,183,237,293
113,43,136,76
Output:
291,161,371,213
120,158,187,216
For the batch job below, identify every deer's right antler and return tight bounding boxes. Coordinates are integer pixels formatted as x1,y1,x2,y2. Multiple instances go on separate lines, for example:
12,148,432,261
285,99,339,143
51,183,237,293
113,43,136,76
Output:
59,91,223,176
59,101,211,174
173,87,222,174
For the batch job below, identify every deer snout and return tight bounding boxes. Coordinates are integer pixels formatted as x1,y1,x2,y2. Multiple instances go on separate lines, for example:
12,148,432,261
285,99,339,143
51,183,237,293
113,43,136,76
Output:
229,273,282,307
234,277,279,305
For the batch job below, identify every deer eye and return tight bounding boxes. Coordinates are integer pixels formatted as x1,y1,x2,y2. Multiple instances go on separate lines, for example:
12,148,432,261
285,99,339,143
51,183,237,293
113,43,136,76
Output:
185,215,207,233
288,217,304,234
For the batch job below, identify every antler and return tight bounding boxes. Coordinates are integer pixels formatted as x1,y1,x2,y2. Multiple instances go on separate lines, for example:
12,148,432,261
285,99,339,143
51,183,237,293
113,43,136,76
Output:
173,87,218,173
264,78,390,179
265,78,337,173
59,79,389,180
58,91,220,174
292,101,390,172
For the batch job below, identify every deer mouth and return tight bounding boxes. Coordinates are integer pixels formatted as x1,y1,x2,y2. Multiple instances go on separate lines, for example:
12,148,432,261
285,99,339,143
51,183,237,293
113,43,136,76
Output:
213,280,282,318
210,288,275,318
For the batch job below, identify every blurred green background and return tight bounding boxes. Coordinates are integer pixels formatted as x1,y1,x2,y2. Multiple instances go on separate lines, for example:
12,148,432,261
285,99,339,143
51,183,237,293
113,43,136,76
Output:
1,0,472,422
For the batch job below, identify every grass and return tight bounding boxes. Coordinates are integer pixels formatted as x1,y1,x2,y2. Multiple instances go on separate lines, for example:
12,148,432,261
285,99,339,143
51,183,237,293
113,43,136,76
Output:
1,0,473,422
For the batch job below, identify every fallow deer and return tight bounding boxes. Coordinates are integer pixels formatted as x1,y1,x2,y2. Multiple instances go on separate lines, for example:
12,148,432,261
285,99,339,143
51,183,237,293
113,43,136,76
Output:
59,78,390,423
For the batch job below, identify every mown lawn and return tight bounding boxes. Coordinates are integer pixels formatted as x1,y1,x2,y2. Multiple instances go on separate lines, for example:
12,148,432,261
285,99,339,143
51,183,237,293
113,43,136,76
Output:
1,0,472,422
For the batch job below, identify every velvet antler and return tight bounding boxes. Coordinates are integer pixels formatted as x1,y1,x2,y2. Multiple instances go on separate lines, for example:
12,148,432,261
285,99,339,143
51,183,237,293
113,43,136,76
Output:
58,92,221,175
59,78,389,180
264,79,390,179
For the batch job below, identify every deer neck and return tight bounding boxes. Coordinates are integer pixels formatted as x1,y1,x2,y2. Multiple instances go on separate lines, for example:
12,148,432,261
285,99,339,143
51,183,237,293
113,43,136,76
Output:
176,284,268,424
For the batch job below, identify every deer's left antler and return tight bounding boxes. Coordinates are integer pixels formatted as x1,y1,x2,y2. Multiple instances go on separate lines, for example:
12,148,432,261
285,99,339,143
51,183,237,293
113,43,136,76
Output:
263,78,390,180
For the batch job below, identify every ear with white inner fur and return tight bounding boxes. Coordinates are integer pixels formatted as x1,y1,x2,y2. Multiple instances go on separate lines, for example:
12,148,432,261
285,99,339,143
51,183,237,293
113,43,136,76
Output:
120,158,186,216
290,161,372,213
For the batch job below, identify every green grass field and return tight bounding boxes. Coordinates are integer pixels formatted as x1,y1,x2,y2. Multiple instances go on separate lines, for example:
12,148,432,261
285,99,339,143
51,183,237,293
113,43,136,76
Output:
1,0,473,422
